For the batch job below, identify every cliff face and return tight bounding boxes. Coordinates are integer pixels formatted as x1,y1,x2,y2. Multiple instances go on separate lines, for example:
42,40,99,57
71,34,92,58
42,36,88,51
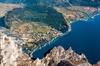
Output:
0,28,99,66
0,32,34,66
0,1,100,66
32,46,92,66
93,61,100,66
0,30,93,66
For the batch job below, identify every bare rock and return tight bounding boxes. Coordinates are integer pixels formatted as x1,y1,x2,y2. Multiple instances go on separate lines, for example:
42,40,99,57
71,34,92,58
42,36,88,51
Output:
0,29,96,66
57,60,73,66
0,33,33,66
93,61,100,66
32,46,92,66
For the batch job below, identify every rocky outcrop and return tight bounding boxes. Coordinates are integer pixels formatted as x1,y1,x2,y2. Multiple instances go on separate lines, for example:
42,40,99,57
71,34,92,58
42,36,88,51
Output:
0,28,99,66
0,32,34,66
93,61,100,66
32,46,92,66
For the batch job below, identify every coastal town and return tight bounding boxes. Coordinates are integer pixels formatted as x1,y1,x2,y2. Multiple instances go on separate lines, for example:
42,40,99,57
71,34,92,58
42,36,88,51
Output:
0,0,100,66
9,22,62,52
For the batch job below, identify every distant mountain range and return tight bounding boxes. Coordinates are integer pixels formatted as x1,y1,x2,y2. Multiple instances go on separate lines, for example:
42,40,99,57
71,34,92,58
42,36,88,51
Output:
0,0,100,7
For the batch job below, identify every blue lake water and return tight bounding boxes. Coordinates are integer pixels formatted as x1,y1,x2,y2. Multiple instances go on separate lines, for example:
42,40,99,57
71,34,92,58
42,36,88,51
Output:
32,15,100,64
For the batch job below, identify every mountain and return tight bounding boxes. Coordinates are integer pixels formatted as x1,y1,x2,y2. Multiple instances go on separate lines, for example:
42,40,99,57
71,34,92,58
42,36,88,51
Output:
0,0,100,7
5,5,68,32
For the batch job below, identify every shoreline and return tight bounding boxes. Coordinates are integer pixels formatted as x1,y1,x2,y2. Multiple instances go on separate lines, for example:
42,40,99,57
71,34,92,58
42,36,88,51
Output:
31,13,100,59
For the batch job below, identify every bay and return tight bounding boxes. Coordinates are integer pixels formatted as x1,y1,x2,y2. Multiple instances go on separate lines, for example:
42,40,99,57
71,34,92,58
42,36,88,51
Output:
32,14,100,64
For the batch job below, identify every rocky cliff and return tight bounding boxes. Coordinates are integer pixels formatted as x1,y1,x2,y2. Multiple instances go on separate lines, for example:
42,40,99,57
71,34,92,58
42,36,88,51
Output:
0,29,99,66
